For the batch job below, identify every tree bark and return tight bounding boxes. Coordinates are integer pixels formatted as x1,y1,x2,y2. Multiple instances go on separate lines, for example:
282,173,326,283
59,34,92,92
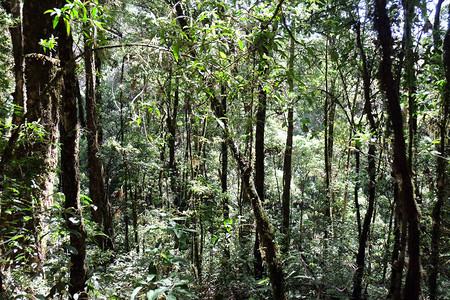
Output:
352,20,377,300
253,79,266,280
281,37,295,253
85,28,107,249
323,38,331,223
219,84,230,259
402,0,420,206
373,1,421,298
57,16,87,296
211,97,287,300
18,0,61,265
3,0,24,126
429,10,450,300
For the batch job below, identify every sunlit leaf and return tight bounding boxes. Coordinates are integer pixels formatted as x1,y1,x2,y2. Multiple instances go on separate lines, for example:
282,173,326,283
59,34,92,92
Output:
130,286,143,300
238,40,244,50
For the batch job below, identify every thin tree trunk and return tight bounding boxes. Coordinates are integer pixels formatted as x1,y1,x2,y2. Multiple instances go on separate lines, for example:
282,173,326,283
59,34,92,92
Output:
382,198,395,283
3,0,24,126
253,77,266,279
281,37,295,253
402,0,419,206
84,27,106,249
211,96,287,300
429,9,450,299
353,20,378,299
132,180,139,253
167,72,180,207
220,84,230,259
373,1,421,298
124,170,130,252
354,142,361,238
324,38,331,223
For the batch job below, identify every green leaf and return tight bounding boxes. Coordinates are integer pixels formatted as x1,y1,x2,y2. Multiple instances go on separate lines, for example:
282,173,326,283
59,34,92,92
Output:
147,287,168,300
53,15,60,28
173,43,180,62
11,234,24,241
130,286,143,300
238,40,244,51
64,18,70,35
258,278,270,284
219,51,227,59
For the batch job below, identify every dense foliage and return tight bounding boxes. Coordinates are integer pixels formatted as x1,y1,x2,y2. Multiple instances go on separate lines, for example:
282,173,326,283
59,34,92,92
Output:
0,0,448,299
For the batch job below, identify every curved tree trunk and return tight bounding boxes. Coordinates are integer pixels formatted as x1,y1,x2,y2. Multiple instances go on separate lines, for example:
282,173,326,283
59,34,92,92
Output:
373,1,421,298
211,96,286,300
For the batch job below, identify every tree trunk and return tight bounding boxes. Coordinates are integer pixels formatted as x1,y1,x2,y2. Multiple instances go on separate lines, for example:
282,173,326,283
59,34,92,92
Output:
84,28,107,249
281,37,295,253
429,11,450,300
57,17,87,296
354,142,362,238
18,0,61,266
373,1,421,298
352,20,377,299
3,0,24,126
0,0,62,273
253,78,266,279
211,96,287,300
323,38,331,223
402,0,420,206
167,71,180,208
219,84,230,259
133,181,139,253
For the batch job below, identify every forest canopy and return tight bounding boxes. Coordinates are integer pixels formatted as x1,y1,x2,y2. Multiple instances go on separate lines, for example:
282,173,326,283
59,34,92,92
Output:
0,0,448,299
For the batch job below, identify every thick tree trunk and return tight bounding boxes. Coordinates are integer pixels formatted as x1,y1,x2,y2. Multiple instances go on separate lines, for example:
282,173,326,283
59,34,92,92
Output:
388,181,407,300
57,18,87,296
373,1,421,298
0,1,62,273
21,0,61,265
